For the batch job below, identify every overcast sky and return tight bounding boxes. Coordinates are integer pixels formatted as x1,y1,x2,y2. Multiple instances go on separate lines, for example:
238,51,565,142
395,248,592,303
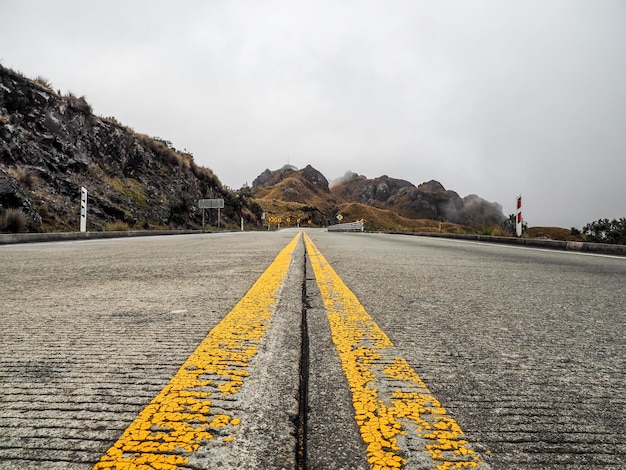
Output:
1,1,625,228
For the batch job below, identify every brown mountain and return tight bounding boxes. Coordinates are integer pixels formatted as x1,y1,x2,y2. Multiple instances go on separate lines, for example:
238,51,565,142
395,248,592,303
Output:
252,167,505,231
252,164,340,226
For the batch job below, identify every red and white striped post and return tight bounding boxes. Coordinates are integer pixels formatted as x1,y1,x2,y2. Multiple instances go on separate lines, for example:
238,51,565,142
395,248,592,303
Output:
515,194,523,237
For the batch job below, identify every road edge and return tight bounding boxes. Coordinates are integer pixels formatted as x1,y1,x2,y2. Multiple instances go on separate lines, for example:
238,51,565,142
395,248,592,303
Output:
0,230,204,245
389,231,626,256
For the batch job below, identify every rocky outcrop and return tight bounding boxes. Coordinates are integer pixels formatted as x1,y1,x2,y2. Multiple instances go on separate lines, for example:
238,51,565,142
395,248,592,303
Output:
0,64,226,232
253,164,329,193
462,194,505,228
332,174,413,205
330,175,503,227
254,165,505,230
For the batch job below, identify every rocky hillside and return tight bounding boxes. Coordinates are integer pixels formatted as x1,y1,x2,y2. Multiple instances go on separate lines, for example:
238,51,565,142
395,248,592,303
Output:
253,166,505,231
331,172,504,227
0,64,232,232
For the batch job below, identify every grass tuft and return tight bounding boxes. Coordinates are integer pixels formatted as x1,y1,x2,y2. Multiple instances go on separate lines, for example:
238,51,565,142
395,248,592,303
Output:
8,166,40,190
104,221,130,231
1,209,28,233
33,75,54,91
480,226,511,237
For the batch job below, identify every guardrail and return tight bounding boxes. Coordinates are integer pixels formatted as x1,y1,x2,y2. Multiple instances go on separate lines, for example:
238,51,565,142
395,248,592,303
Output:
327,220,364,232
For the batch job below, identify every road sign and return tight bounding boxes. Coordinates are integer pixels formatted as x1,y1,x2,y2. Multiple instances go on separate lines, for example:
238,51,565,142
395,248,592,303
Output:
199,199,225,230
199,199,224,209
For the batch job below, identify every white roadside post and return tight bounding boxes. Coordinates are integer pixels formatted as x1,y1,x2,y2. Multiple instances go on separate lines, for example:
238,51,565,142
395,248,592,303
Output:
80,187,88,232
516,194,523,237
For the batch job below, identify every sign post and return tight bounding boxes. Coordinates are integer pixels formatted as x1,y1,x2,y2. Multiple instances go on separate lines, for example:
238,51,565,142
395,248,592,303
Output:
516,195,523,237
198,198,225,231
80,187,87,232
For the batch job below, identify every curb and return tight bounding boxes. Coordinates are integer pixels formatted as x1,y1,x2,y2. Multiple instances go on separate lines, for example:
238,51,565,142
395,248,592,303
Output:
0,229,204,245
390,231,626,257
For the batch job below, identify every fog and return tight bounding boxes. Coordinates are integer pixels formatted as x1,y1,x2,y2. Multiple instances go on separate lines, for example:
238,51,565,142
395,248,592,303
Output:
1,0,625,227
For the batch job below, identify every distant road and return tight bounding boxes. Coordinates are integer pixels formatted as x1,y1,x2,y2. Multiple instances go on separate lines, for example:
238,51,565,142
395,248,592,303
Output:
0,230,624,469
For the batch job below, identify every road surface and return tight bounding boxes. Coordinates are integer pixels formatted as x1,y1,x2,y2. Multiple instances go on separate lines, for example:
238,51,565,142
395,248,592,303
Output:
0,229,624,469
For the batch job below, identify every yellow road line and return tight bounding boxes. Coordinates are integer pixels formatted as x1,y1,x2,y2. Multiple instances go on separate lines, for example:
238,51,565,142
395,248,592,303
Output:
304,233,486,470
94,233,301,470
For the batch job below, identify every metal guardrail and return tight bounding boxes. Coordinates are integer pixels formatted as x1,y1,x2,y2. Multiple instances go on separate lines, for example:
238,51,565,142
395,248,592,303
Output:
327,220,364,232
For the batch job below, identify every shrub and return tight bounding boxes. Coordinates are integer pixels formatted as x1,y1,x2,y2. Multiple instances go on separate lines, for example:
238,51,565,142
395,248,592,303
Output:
583,218,626,244
139,135,184,168
1,208,28,233
8,166,40,190
501,213,527,235
168,194,193,226
34,75,53,91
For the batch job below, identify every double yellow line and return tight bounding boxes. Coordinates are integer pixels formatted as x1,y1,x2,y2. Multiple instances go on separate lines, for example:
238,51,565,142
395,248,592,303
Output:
95,232,485,470
94,233,300,470
304,233,485,470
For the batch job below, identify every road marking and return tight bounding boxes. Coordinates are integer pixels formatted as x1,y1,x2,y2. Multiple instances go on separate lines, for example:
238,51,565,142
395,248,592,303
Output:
304,233,487,470
94,233,301,470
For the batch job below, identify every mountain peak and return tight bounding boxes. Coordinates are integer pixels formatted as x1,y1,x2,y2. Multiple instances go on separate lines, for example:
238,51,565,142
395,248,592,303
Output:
252,164,329,192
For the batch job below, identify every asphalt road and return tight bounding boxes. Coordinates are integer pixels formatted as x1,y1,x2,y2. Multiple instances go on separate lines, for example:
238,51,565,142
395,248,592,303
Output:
0,229,624,469
308,232,625,469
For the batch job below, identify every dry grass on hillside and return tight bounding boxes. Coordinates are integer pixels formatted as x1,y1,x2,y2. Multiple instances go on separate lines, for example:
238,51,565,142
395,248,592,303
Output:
253,198,478,232
254,177,334,211
253,198,321,226
336,203,474,233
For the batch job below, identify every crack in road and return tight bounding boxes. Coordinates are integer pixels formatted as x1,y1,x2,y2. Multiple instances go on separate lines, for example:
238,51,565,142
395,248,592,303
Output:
295,243,310,470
